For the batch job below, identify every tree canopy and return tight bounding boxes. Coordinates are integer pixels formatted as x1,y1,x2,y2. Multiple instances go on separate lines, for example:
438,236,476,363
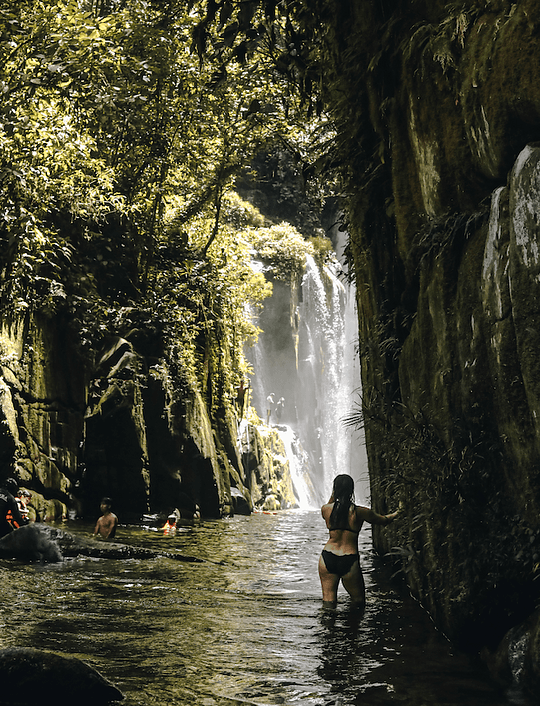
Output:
0,0,337,413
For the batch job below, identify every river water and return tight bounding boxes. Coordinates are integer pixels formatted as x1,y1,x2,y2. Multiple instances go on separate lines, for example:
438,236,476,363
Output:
0,511,527,705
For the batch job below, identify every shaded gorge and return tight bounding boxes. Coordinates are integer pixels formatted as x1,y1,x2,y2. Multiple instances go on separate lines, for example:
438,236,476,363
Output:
0,512,527,706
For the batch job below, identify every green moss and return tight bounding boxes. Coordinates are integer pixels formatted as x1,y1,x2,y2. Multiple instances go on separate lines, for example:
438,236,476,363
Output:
308,235,335,267
250,223,314,282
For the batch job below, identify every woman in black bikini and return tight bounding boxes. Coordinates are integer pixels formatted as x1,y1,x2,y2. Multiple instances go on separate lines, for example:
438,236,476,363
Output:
319,474,398,609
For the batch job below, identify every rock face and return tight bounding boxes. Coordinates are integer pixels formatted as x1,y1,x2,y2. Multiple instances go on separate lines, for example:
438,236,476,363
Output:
311,0,540,681
238,424,298,511
0,318,250,522
0,271,309,523
0,317,85,522
0,647,124,705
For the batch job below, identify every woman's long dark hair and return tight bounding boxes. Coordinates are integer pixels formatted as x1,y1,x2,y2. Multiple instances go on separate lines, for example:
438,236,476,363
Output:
329,474,354,529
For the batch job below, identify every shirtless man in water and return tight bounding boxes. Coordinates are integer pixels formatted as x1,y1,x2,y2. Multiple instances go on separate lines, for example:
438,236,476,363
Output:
93,497,118,539
319,474,399,609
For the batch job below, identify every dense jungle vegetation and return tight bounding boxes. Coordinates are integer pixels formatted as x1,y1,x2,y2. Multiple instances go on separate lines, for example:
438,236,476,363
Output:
7,2,540,678
0,0,338,407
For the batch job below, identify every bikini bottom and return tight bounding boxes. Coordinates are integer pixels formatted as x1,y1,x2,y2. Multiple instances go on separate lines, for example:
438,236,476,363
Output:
321,550,359,577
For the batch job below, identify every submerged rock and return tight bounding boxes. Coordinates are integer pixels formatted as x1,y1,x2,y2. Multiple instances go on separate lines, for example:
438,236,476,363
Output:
0,647,124,705
0,524,204,564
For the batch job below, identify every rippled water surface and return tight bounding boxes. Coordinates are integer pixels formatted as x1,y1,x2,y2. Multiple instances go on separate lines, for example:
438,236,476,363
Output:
0,511,524,705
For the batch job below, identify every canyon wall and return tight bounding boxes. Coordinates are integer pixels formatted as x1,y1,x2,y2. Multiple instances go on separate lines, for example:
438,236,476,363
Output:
0,214,336,525
315,0,540,684
0,314,254,522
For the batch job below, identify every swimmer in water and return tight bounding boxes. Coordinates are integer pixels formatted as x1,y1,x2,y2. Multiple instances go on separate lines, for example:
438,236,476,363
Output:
319,474,399,609
93,497,118,539
161,514,177,536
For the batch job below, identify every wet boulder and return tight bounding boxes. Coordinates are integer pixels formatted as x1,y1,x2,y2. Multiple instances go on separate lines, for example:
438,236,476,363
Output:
230,486,251,515
0,647,124,705
0,523,62,563
262,493,280,511
0,523,205,563
483,607,540,699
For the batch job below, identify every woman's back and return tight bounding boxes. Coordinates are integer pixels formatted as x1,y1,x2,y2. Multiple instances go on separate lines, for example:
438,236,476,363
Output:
318,474,399,609
321,502,363,554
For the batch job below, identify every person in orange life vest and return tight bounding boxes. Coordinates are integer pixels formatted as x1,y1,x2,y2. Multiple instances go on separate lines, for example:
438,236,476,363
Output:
0,478,28,537
161,514,177,536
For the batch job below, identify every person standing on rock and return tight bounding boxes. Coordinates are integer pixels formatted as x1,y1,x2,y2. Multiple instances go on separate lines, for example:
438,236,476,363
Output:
236,379,250,418
16,489,31,522
266,393,275,425
318,474,399,609
0,478,27,537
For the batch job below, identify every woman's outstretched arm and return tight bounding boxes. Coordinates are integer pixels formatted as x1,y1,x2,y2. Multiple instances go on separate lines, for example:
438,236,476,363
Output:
357,506,399,525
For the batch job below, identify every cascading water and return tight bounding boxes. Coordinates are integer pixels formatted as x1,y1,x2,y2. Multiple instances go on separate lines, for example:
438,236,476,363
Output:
245,249,369,509
277,425,318,509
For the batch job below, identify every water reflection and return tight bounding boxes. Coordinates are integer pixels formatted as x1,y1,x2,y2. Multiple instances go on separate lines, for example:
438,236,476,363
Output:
315,567,513,706
0,511,527,705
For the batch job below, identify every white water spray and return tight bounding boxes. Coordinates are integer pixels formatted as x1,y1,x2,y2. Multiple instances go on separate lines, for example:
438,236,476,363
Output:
278,425,318,509
245,250,369,508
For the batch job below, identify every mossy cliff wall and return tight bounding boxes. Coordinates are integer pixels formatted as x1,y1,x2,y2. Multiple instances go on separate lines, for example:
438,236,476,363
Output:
313,0,540,680
0,314,259,522
238,423,298,512
0,317,84,522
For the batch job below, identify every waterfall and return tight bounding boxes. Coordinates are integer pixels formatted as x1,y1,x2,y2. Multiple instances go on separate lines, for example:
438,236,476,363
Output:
245,249,369,509
278,425,318,509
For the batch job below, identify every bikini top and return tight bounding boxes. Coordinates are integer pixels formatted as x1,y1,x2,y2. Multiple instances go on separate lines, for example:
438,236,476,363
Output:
328,503,360,534
329,526,359,535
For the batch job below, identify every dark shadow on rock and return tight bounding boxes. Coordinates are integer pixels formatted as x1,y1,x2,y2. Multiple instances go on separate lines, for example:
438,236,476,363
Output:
0,524,62,563
0,524,204,564
0,647,124,705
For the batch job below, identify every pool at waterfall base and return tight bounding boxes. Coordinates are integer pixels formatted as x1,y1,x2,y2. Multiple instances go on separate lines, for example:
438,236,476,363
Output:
0,511,532,705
